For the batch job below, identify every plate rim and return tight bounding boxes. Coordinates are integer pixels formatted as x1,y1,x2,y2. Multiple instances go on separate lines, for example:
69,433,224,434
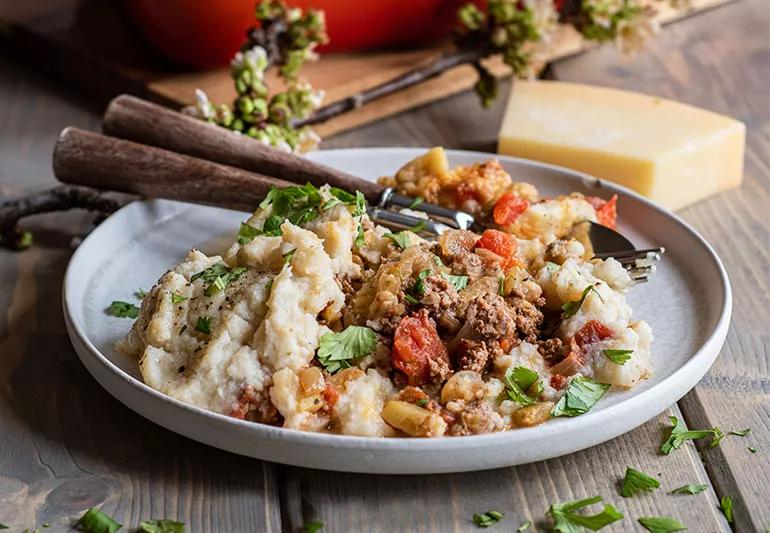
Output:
62,148,732,465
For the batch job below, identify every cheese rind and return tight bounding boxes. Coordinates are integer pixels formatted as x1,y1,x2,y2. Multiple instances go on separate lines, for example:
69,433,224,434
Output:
498,81,745,210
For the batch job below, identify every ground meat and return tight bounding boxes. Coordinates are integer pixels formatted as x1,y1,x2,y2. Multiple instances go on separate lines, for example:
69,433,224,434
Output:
466,293,517,339
335,274,357,302
229,384,280,424
538,338,564,364
450,252,485,279
505,294,544,344
428,350,453,384
420,275,460,313
446,400,505,436
455,339,496,373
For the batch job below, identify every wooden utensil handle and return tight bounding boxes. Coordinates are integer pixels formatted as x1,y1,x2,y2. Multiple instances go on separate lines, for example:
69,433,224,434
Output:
102,94,385,204
53,127,294,213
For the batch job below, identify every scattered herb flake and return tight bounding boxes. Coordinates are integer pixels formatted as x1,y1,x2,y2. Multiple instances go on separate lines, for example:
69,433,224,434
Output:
562,284,602,318
668,484,708,495
603,349,633,365
719,496,733,524
620,467,660,497
0,525,8,530
547,495,623,532
504,366,540,406
404,293,419,305
517,520,531,532
353,191,367,217
749,446,757,453
171,292,187,304
317,326,377,373
729,428,751,437
416,399,429,408
282,248,297,265
410,269,431,297
138,519,185,533
551,377,610,417
660,416,723,454
441,272,469,291
354,223,365,248
134,289,148,300
237,222,262,244
321,197,342,212
195,263,247,297
301,520,324,533
191,262,229,284
410,220,428,233
498,276,505,296
106,301,140,319
472,510,504,528
77,508,121,533
637,516,687,533
195,316,212,335
384,231,412,250
408,196,424,209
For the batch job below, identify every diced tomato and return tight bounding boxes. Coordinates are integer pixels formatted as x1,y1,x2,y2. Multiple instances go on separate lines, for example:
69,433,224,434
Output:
573,320,614,348
392,311,449,386
493,192,530,226
586,194,618,229
322,382,340,409
474,229,518,270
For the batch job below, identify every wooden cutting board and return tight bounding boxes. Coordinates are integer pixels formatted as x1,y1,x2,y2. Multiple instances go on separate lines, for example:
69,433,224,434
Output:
1,0,735,138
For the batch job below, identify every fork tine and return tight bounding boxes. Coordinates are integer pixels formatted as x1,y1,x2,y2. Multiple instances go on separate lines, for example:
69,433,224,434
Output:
594,247,665,260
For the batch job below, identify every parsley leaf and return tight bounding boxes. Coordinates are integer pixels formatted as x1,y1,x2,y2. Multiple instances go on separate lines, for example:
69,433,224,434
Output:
547,495,623,532
191,262,229,284
749,446,757,453
321,197,342,212
195,316,212,335
256,183,327,235
106,301,140,319
410,220,427,233
620,467,660,497
77,508,121,533
416,398,429,407
282,248,296,265
637,516,687,533
668,484,708,495
498,276,505,296
472,510,504,528
729,428,750,437
404,293,419,304
603,349,633,365
354,223,365,248
138,519,185,533
134,289,148,300
410,269,431,298
301,521,324,533
192,263,247,297
551,377,609,417
171,292,187,304
237,222,262,244
441,272,469,291
517,521,531,532
408,196,424,209
383,231,412,250
660,416,724,454
504,366,541,406
317,326,377,373
719,496,733,524
562,285,601,318
0,524,8,530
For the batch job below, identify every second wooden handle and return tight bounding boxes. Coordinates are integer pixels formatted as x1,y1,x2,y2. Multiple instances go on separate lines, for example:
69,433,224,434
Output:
53,127,294,213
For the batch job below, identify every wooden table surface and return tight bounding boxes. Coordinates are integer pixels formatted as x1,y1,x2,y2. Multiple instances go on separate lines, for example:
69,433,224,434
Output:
0,0,767,531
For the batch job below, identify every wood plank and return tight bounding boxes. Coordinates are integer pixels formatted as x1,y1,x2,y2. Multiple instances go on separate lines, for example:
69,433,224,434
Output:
0,57,282,532
549,0,770,531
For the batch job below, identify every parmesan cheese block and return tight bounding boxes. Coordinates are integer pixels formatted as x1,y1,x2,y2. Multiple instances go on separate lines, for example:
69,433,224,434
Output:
498,81,745,210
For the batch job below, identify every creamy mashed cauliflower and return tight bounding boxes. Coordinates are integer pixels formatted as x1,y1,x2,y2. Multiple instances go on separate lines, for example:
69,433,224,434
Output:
118,152,652,438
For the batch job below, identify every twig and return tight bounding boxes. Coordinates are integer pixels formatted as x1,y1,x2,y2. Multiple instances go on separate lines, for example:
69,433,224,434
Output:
0,185,125,250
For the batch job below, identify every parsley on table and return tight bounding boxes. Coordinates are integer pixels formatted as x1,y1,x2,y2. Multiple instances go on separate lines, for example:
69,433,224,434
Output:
504,366,541,406
106,301,140,319
637,516,687,533
77,508,121,533
408,196,424,209
603,349,633,365
0,524,8,530
620,467,660,497
237,222,262,244
562,285,601,318
195,316,212,335
660,416,724,454
138,519,185,533
301,520,324,533
472,510,504,528
383,231,412,250
719,496,733,524
441,272,469,292
668,483,708,495
317,326,377,373
729,428,750,437
547,495,623,532
551,377,610,418
749,446,757,453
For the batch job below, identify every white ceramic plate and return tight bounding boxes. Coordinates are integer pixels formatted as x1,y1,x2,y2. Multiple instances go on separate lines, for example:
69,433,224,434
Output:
63,148,731,474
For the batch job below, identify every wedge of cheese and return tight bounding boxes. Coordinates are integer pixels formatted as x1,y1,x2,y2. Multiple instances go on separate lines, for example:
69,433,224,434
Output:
498,81,745,210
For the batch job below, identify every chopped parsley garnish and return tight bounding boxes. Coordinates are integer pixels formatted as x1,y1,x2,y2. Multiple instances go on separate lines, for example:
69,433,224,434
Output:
354,223,365,248
410,220,427,233
729,428,751,437
301,521,324,533
410,269,431,298
562,285,601,318
719,496,733,524
434,255,445,267
669,484,708,495
404,293,419,304
603,349,633,365
192,263,247,297
637,516,687,533
191,262,229,283
408,196,424,209
517,521,531,532
237,222,262,244
195,316,212,335
106,301,140,319
620,467,660,497
77,508,121,533
551,377,609,417
547,495,623,532
317,326,377,373
472,510,504,528
138,519,185,533
416,398,429,408
504,366,541,406
748,446,757,453
135,288,148,300
171,292,187,304
441,272,469,291
660,416,724,454
321,197,342,212
383,231,412,250
0,524,8,530
282,248,297,265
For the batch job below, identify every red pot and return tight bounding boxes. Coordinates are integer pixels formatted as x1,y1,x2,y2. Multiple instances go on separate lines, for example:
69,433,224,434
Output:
125,0,474,70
